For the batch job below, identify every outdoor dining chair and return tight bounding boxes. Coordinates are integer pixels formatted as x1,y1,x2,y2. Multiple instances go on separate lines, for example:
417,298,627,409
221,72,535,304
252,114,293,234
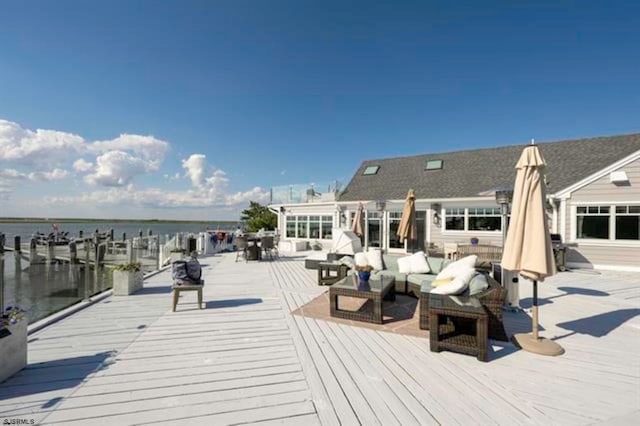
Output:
260,236,275,260
235,236,248,262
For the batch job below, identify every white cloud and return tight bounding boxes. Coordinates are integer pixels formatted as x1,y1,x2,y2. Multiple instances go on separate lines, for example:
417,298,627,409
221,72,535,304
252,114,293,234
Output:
0,119,170,188
1,118,269,214
28,168,69,181
73,159,93,172
44,153,269,209
0,119,84,167
89,134,169,160
182,154,208,187
0,168,68,182
85,151,153,187
45,184,269,209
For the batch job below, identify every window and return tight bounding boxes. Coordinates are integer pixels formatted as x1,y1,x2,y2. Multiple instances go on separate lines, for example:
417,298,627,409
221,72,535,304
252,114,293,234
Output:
363,165,380,175
286,216,296,238
468,207,501,231
445,208,465,230
367,211,381,247
425,159,443,170
285,215,333,239
297,216,308,238
388,211,403,248
576,206,609,239
309,216,320,239
321,216,333,240
615,205,640,240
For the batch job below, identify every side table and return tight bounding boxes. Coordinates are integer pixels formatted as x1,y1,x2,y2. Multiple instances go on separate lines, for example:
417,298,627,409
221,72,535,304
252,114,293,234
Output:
428,294,489,362
317,261,349,286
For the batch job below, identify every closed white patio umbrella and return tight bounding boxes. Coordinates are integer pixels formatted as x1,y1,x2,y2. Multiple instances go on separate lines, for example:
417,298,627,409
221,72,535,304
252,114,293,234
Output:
351,203,364,237
501,143,564,356
397,189,417,252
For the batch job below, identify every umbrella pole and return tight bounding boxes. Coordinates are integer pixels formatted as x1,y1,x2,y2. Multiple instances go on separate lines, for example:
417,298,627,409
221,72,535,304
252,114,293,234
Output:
512,279,564,356
532,280,539,340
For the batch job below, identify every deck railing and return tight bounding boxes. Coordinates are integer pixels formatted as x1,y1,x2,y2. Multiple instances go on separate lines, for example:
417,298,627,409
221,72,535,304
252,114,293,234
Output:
270,181,342,205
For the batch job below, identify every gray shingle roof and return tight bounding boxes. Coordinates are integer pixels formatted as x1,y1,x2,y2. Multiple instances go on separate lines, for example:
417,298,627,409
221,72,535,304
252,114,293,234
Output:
338,133,640,201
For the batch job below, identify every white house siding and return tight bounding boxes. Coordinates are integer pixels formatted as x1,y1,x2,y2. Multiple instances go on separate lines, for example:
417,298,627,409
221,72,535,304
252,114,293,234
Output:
563,156,640,271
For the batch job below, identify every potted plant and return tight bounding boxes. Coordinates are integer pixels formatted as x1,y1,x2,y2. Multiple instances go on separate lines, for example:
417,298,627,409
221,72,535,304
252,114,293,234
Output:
355,264,373,287
112,262,143,296
0,306,27,382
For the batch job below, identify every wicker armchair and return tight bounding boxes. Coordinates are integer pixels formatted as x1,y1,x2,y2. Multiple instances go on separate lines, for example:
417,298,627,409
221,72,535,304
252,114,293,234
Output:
419,274,508,342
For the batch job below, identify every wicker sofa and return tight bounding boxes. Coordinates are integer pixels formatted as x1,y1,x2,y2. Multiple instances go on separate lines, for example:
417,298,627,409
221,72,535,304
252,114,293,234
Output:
371,253,508,342
374,254,449,297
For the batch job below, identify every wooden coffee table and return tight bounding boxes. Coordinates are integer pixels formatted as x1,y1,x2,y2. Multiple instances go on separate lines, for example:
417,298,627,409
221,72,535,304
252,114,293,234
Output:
330,275,395,324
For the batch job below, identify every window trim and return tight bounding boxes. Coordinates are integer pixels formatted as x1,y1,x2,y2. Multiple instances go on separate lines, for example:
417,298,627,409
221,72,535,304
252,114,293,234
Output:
425,159,443,171
571,203,640,246
363,165,380,175
284,214,334,240
442,207,503,234
387,211,406,252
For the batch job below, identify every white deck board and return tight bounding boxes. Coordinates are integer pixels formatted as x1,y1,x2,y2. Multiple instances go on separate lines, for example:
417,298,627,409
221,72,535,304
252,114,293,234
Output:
0,252,638,425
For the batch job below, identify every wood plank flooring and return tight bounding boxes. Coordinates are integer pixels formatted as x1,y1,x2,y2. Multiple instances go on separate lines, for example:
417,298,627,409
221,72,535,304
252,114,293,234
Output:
1,252,638,425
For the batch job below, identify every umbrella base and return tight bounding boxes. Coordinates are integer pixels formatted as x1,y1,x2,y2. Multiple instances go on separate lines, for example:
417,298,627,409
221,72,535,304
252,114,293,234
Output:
512,333,565,356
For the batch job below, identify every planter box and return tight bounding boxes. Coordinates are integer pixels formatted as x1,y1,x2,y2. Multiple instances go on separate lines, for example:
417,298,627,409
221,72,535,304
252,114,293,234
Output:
112,270,144,296
0,320,27,383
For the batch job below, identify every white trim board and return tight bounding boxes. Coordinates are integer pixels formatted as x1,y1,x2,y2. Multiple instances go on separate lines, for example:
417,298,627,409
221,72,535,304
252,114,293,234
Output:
567,262,640,273
553,149,640,198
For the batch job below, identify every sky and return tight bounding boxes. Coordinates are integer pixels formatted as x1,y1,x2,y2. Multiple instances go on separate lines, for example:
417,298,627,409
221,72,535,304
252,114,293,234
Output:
1,0,639,220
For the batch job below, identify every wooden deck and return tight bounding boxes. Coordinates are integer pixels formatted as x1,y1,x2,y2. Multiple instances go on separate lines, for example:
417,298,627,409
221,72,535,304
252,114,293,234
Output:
0,253,638,425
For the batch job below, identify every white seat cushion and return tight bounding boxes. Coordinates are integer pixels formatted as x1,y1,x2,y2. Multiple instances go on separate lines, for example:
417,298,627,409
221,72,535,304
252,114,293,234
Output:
397,251,431,274
435,255,477,280
366,248,384,271
430,268,475,295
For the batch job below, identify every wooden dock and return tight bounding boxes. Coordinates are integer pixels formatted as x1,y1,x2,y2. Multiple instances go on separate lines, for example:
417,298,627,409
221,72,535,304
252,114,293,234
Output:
0,253,638,425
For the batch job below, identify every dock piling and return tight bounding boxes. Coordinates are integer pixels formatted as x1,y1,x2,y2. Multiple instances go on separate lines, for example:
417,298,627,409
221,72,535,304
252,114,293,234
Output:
84,240,91,300
14,236,21,253
29,238,37,264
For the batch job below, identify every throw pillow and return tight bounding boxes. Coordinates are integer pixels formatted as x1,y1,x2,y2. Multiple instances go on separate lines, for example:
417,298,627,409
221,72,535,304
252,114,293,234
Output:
435,255,478,280
430,268,476,295
397,252,431,274
397,255,412,274
354,252,369,267
431,277,454,287
338,256,355,269
408,251,431,274
366,248,384,271
468,272,489,296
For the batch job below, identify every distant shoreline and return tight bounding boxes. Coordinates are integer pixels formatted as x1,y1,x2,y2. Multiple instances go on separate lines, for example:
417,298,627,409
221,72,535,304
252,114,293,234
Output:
0,217,238,224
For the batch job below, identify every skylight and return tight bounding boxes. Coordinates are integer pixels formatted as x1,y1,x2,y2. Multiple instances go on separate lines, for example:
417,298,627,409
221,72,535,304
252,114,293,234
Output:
363,165,380,175
425,159,443,170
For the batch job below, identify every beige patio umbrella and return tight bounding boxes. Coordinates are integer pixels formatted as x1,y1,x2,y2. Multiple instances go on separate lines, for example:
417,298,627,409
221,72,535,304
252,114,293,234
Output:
351,203,364,237
502,143,564,356
397,189,417,251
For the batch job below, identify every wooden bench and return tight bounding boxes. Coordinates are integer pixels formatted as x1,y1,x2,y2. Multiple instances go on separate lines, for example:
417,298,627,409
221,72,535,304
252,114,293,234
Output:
172,279,205,312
